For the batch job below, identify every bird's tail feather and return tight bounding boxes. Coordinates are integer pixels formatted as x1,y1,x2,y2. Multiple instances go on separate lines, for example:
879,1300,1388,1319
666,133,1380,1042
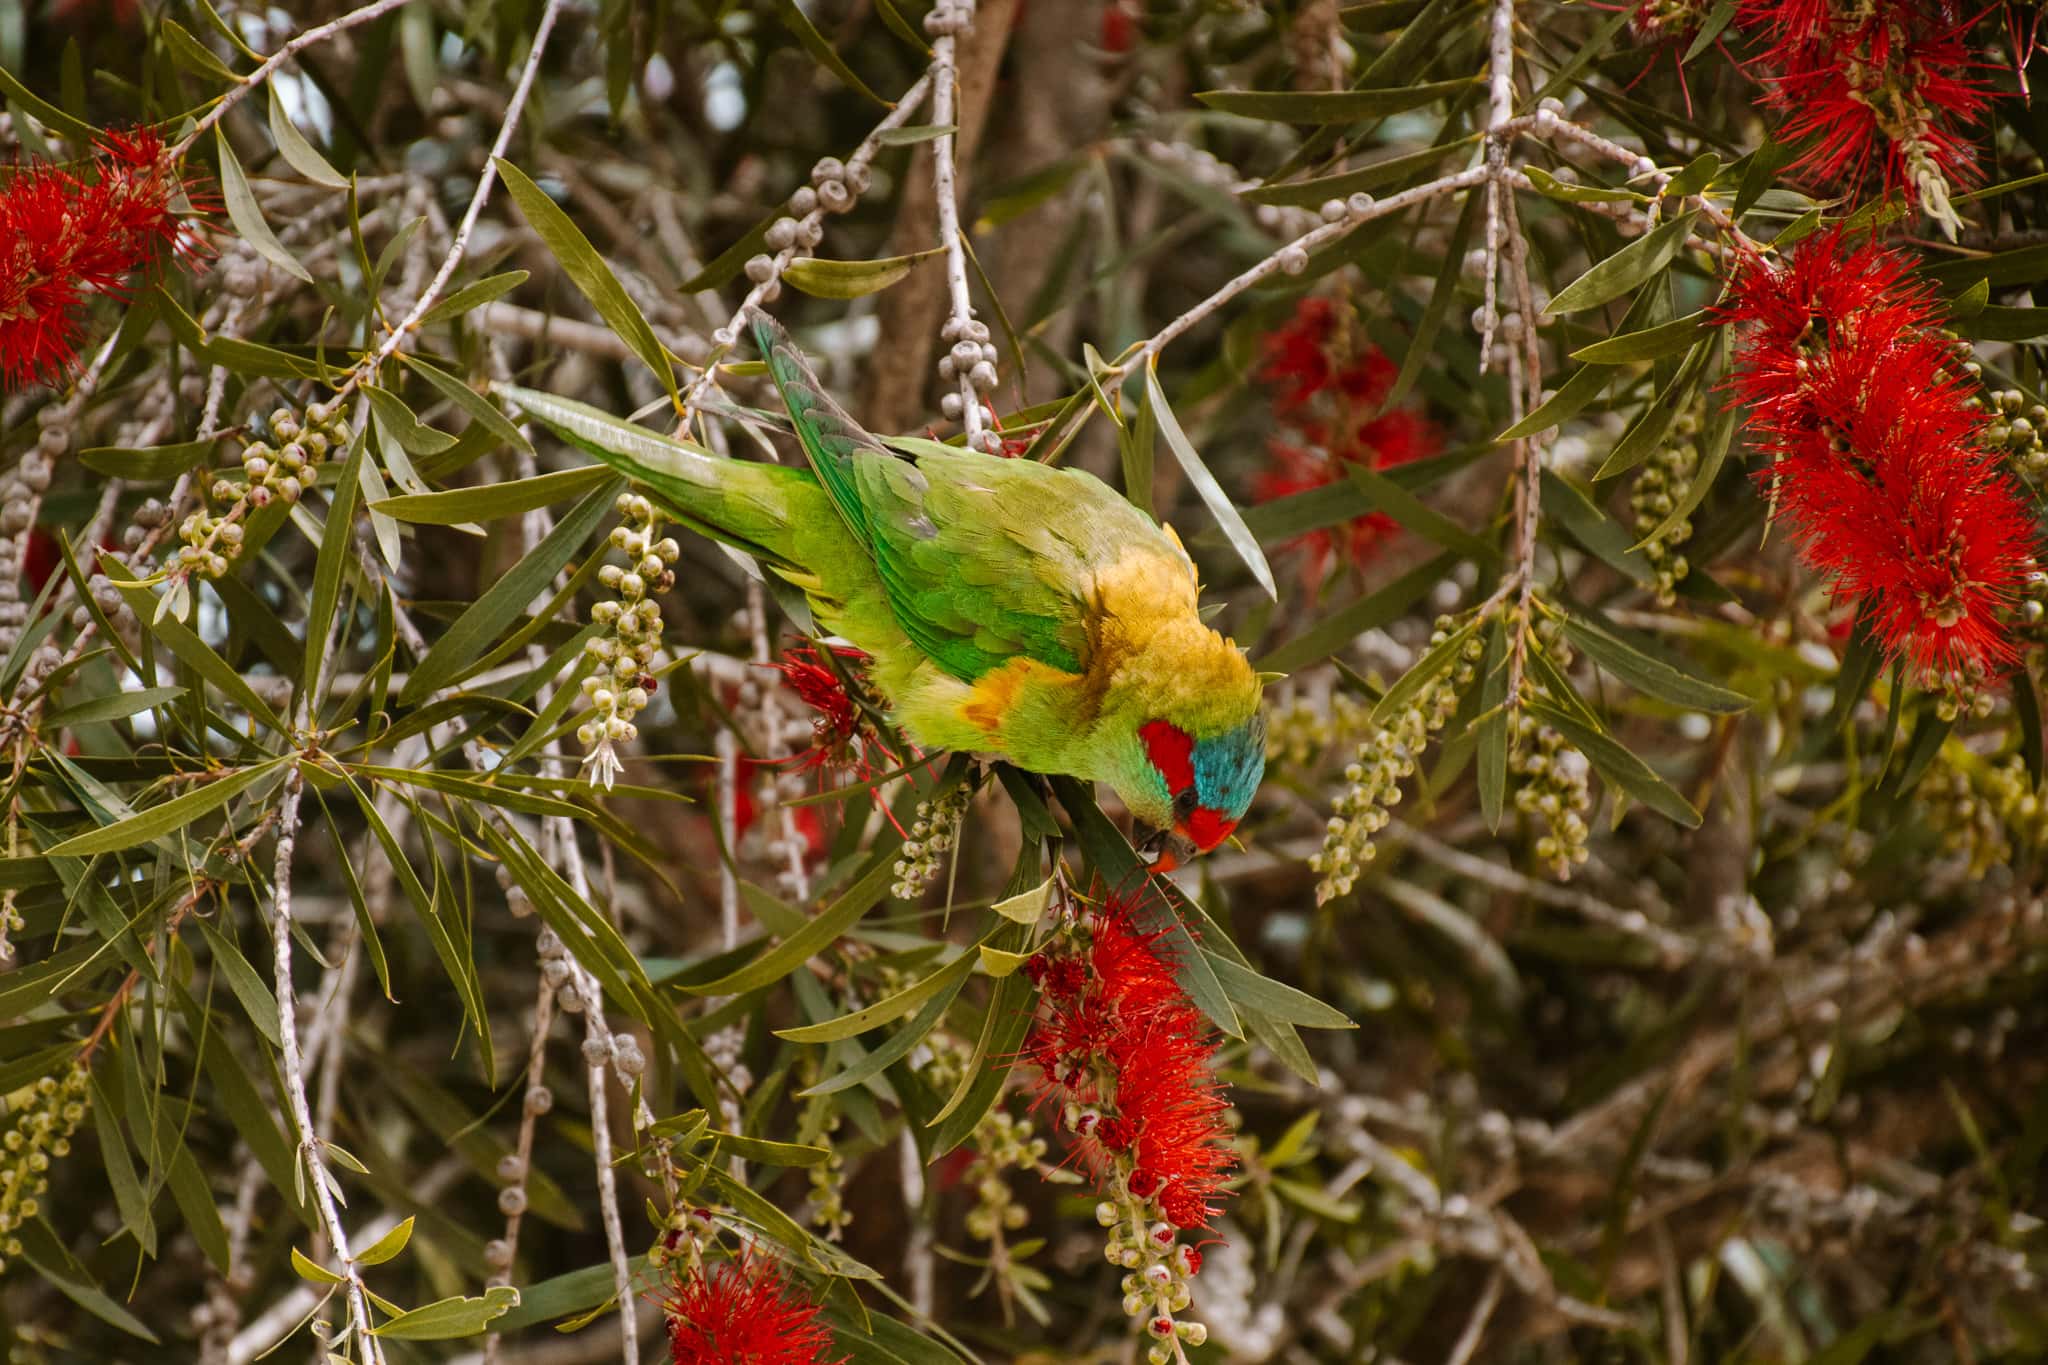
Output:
751,313,879,542
497,382,811,570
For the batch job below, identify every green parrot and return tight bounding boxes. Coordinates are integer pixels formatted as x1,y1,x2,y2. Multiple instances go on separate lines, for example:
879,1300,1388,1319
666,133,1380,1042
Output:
503,316,1266,866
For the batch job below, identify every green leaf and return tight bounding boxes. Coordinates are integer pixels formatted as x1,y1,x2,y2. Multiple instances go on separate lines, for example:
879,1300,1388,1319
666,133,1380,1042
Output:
267,87,347,187
1527,699,1701,827
0,62,101,143
1594,340,1708,480
686,843,902,996
1196,75,1478,124
192,915,283,1048
398,352,534,459
1372,616,1480,726
292,1246,346,1284
1545,213,1699,316
43,686,184,727
215,128,313,284
776,950,976,1043
1954,305,2048,341
707,1130,831,1166
1523,166,1646,205
1539,471,1652,585
1145,362,1276,599
1244,138,1477,207
78,438,220,480
372,1286,521,1340
1344,461,1495,564
1571,310,1708,364
1825,615,1883,734
418,270,532,327
1662,151,1721,201
372,465,613,525
1633,382,1734,550
45,756,290,856
800,975,965,1098
782,246,945,299
1388,190,1480,409
1499,361,1614,440
773,0,890,104
1203,952,1354,1029
991,876,1054,925
304,427,367,698
364,385,458,456
1561,613,1749,714
1477,619,1509,830
397,478,621,704
494,157,676,400
875,123,957,145
357,1216,415,1266
159,17,240,82
1255,551,1453,674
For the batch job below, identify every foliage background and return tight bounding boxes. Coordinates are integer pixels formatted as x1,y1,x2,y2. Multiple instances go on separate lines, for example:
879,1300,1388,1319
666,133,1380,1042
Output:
0,0,2046,1361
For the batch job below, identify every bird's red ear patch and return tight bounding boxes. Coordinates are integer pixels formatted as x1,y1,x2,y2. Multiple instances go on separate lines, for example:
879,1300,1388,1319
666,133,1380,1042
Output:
1139,720,1195,792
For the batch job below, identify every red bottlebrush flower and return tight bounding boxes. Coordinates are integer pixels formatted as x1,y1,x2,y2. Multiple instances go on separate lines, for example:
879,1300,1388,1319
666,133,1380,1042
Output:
1025,893,1236,1230
1100,0,1135,54
1253,296,1443,587
1719,228,2039,683
1,129,209,390
762,642,897,779
659,1254,847,1365
1736,0,1994,223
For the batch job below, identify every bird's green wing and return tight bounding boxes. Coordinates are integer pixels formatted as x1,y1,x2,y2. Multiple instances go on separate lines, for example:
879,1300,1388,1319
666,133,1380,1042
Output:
754,316,1162,683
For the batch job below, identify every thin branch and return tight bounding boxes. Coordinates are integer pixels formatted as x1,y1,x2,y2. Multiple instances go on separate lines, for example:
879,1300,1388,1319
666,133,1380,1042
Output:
169,0,416,160
347,0,569,394
930,31,990,450
266,769,385,1365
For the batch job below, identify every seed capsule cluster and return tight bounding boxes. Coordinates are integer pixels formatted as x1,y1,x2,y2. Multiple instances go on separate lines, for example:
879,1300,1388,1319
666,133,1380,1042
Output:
1632,405,1700,606
0,1063,91,1275
1096,1179,1209,1362
578,493,678,789
1986,390,2048,467
729,153,874,326
937,315,1002,448
962,1107,1042,1244
804,1111,853,1242
1509,708,1592,879
1264,692,1377,771
892,781,970,898
1927,750,2048,875
1310,618,1475,903
180,404,348,582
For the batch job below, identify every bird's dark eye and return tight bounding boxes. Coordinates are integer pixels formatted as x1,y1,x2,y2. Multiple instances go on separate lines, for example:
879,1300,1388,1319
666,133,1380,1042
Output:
1173,787,1198,820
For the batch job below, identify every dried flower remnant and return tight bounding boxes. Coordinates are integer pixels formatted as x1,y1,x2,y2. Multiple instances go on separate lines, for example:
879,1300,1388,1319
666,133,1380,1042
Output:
1024,894,1231,1360
659,1251,846,1365
1252,298,1443,587
0,129,209,390
1718,229,2038,692
1736,0,1994,235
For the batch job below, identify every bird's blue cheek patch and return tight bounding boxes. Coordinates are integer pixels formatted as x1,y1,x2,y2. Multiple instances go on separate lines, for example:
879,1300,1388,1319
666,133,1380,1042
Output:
1193,725,1266,823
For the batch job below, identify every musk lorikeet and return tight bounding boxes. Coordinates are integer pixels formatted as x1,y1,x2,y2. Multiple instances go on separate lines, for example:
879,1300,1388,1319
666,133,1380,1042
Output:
503,316,1267,866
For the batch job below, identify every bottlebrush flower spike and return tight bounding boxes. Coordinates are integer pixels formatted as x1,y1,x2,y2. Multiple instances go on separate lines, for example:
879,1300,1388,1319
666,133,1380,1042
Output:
0,128,209,390
1736,0,1993,236
1719,228,2038,686
660,1253,847,1365
1253,297,1443,587
1025,894,1236,1230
